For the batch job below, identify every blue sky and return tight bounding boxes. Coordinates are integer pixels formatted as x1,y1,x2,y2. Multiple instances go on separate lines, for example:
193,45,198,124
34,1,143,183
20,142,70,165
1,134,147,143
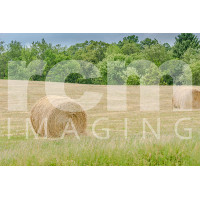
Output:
0,33,200,47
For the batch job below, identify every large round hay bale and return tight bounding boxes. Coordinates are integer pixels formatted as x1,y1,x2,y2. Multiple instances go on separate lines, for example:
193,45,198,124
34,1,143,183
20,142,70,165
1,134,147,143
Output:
30,96,87,138
172,87,200,109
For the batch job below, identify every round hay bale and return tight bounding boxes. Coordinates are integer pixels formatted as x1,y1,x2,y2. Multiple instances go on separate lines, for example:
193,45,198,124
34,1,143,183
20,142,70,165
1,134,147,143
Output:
172,87,200,109
30,96,87,138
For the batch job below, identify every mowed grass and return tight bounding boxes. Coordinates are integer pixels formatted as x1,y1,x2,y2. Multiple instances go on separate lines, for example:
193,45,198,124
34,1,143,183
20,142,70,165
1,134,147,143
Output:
1,79,200,165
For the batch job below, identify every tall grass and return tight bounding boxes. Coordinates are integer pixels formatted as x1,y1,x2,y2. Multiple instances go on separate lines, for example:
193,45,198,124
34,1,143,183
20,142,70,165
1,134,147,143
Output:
0,134,199,166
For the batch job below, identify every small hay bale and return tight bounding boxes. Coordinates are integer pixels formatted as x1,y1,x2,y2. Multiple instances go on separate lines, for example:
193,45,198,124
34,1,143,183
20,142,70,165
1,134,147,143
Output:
172,87,200,109
30,96,87,138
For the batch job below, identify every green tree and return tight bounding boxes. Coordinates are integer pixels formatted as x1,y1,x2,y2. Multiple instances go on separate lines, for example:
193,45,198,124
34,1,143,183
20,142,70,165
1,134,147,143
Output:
190,61,200,85
163,43,171,51
0,41,8,79
121,42,140,55
140,38,158,48
182,48,200,64
30,39,70,79
126,74,140,85
97,54,131,85
118,35,139,48
140,63,162,85
122,67,140,85
68,40,109,64
0,41,4,53
65,73,83,83
173,33,200,58
160,60,189,85
122,35,139,43
7,40,22,61
143,44,173,66
106,44,122,55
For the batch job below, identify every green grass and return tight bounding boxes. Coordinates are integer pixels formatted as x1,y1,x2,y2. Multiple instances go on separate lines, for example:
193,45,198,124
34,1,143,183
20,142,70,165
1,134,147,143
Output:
0,134,200,166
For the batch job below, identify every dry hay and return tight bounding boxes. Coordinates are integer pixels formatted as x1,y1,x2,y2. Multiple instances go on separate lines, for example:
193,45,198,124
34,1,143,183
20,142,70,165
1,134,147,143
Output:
30,96,87,138
172,87,200,109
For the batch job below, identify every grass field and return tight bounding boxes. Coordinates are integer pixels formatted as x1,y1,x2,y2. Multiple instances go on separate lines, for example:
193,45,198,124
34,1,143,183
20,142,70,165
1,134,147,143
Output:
1,79,200,165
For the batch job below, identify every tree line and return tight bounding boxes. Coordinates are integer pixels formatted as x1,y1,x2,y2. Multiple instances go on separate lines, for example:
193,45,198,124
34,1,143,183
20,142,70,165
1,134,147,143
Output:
1,33,200,85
